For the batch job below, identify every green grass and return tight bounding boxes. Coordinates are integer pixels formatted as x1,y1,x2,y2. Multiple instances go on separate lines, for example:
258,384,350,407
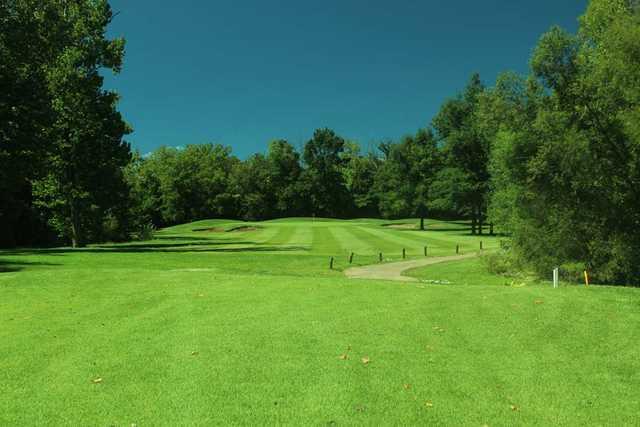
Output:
1,218,639,425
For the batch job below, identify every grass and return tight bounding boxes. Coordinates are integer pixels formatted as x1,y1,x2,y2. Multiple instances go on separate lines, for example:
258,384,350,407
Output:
1,218,638,425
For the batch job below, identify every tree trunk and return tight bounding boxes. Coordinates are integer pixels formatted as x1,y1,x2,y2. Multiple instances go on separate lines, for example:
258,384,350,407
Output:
471,213,477,235
69,200,85,248
420,216,425,231
478,212,484,235
489,223,494,236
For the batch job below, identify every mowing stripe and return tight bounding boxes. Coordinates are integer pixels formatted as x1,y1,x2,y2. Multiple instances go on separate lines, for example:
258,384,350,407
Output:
262,225,296,246
331,226,378,255
254,226,279,244
311,226,343,255
347,226,396,253
356,226,427,250
285,224,313,248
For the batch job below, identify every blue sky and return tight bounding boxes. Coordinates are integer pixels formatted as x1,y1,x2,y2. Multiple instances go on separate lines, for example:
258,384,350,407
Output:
104,0,587,158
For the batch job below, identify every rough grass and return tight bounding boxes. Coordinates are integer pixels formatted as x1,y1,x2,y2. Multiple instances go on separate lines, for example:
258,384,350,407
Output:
1,218,638,425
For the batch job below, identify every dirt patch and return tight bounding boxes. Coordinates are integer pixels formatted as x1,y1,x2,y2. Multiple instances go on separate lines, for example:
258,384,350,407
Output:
344,253,477,282
192,225,261,233
192,227,225,232
382,223,417,230
227,225,260,232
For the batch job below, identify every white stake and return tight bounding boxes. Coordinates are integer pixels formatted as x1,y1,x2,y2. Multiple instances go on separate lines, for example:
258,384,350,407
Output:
553,267,559,289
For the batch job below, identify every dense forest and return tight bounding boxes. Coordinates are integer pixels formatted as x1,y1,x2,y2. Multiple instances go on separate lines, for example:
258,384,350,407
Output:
1,0,639,285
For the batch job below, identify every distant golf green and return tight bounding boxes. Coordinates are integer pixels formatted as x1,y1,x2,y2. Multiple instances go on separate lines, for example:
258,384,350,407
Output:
1,218,638,425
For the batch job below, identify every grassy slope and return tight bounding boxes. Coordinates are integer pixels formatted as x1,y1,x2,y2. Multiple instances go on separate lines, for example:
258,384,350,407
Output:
1,218,638,425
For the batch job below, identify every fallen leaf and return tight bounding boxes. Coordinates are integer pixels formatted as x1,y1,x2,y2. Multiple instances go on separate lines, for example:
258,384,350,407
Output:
425,400,433,408
534,299,544,305
361,356,370,365
191,351,199,356
510,404,519,411
403,383,411,390
338,354,348,360
354,404,366,412
92,377,103,384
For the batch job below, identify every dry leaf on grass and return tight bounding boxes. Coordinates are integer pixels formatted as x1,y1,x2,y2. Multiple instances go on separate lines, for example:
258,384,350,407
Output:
534,300,544,305
361,356,370,365
191,351,199,356
510,404,519,411
92,377,103,384
338,354,348,360
424,400,433,408
403,383,411,390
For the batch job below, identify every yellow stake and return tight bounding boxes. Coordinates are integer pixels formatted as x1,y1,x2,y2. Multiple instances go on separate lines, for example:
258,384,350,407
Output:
584,270,590,287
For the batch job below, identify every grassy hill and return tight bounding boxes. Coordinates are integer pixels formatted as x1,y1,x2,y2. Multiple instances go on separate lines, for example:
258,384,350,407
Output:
1,218,638,425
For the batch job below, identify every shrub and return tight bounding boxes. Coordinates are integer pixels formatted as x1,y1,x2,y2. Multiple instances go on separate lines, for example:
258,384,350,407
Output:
481,248,522,276
137,222,155,241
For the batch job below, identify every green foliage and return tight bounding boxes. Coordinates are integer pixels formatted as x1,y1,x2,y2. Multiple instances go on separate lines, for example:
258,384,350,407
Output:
480,248,525,277
432,73,491,234
374,129,440,228
1,0,131,247
302,128,351,217
136,221,156,241
484,0,640,285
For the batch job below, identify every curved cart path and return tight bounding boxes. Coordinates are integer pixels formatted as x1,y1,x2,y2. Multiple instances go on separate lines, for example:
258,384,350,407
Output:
344,253,478,282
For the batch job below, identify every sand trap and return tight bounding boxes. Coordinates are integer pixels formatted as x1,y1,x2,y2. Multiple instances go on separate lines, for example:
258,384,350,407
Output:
193,225,260,233
227,226,259,232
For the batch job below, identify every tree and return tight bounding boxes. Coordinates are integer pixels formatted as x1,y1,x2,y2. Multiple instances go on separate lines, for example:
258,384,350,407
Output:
230,153,274,220
28,1,131,247
340,142,380,217
487,0,640,284
266,140,303,216
373,129,440,229
0,1,60,246
432,73,490,234
301,128,350,217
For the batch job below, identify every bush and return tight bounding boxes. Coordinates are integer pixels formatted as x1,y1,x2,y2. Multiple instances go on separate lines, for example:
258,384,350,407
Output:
559,262,587,283
137,222,155,241
481,247,524,276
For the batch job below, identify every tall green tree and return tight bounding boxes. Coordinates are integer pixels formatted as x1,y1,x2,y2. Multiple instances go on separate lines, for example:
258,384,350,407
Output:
266,140,303,216
432,73,491,234
230,153,274,220
488,0,640,284
0,1,61,246
301,128,350,217
340,142,380,217
30,0,131,247
374,129,440,229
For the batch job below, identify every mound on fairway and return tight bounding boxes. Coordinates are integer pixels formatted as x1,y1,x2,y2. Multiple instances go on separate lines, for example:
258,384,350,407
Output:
1,218,638,425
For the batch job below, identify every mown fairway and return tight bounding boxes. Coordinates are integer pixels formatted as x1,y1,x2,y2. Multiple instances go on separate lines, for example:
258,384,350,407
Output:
1,218,639,425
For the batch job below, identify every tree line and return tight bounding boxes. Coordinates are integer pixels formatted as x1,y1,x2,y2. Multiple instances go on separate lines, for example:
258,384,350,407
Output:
2,0,639,285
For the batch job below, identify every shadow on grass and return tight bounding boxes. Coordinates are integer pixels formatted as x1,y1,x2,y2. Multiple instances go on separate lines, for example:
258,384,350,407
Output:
96,241,257,249
2,244,308,256
152,236,220,242
0,259,61,272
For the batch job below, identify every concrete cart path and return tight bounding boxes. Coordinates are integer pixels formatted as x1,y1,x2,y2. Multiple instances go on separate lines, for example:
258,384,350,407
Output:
344,253,478,282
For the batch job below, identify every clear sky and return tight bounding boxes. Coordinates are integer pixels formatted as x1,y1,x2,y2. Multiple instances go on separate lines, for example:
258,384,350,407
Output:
104,0,587,158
